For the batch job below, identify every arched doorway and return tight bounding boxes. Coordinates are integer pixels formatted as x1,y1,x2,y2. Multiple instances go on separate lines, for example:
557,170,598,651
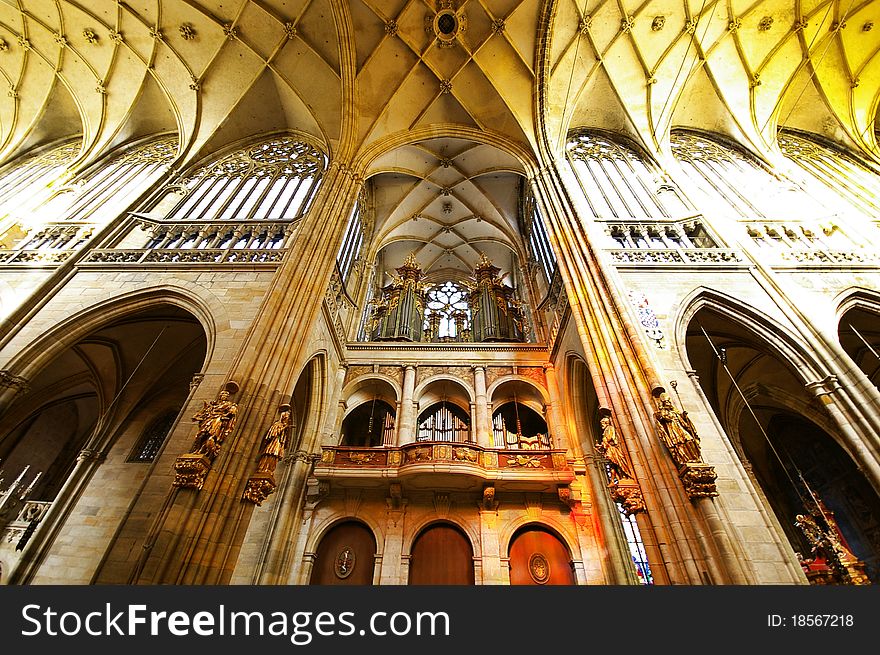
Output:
409,523,474,585
309,521,377,585
509,526,575,585
687,306,880,583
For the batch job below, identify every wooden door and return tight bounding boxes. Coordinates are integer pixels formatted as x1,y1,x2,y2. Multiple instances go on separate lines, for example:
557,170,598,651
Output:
509,527,575,585
409,524,475,585
310,521,376,585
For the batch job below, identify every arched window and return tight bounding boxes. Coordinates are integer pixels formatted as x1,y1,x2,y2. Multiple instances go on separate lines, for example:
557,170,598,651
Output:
127,409,179,463
0,139,81,248
337,200,364,283
670,130,820,220
63,135,178,222
165,135,326,221
522,190,556,286
566,131,688,219
340,400,395,447
417,401,470,442
491,402,549,449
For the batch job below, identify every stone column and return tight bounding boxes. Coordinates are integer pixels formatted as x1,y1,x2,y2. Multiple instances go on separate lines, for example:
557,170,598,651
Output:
472,365,491,447
397,364,417,445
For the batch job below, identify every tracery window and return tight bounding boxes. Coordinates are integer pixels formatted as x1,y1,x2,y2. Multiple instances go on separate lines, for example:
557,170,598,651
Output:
417,402,470,442
165,135,326,221
424,281,471,340
778,130,880,219
63,135,178,222
0,139,80,225
670,130,818,220
566,132,688,220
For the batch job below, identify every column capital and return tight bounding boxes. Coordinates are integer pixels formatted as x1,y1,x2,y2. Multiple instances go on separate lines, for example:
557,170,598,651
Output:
805,375,840,397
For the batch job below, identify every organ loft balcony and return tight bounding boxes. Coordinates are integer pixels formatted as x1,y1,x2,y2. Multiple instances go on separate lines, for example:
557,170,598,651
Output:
312,443,574,493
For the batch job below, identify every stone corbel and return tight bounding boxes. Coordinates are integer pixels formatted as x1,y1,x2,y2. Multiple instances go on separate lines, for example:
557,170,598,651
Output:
0,370,30,396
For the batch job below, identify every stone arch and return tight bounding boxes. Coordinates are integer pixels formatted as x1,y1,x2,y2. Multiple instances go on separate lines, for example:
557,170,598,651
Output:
487,375,550,415
341,375,400,419
1,286,220,383
673,287,825,383
414,375,474,413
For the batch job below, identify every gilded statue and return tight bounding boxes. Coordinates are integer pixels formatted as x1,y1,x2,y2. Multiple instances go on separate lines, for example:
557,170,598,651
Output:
255,405,291,476
598,414,636,482
654,396,701,465
190,386,239,459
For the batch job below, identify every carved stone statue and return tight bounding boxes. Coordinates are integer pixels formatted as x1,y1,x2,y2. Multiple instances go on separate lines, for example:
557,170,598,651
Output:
654,395,701,466
598,414,636,482
190,386,239,460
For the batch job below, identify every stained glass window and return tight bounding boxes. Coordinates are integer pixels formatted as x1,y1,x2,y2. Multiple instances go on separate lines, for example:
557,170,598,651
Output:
128,410,178,463
424,281,471,339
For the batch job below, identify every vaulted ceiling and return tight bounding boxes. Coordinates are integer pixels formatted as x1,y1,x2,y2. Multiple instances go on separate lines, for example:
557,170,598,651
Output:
0,1,877,173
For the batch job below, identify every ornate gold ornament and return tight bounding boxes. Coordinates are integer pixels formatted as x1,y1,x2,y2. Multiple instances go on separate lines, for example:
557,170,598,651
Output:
453,447,478,463
506,454,545,468
173,381,239,490
243,404,291,505
528,553,550,584
679,463,719,499
334,546,356,579
347,451,375,464
609,479,647,515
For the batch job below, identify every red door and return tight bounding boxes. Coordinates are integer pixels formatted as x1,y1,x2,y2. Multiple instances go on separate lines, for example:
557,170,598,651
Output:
509,527,575,585
409,524,475,585
310,521,376,585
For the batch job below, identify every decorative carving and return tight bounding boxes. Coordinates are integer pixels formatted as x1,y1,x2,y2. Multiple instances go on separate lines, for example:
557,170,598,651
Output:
557,486,573,508
242,404,291,505
482,485,496,510
284,22,297,39
334,546,356,578
179,24,196,40
679,463,719,499
608,479,646,515
433,492,451,518
453,447,478,463
651,16,665,31
83,29,99,44
385,20,398,36
388,450,402,467
482,451,498,468
407,446,432,463
0,371,30,395
491,19,505,34
173,382,239,490
758,16,774,31
505,454,545,468
528,553,550,584
439,79,452,94
434,444,452,460
223,24,238,39
518,366,546,388
321,448,335,464
189,373,204,392
172,454,212,490
0,38,7,51
347,451,375,464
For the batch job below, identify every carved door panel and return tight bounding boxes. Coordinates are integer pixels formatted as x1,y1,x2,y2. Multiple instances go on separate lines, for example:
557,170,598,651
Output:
509,527,575,585
310,521,376,585
409,524,475,585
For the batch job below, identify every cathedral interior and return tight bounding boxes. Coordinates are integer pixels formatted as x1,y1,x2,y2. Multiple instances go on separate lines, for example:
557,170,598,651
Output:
1,0,879,586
